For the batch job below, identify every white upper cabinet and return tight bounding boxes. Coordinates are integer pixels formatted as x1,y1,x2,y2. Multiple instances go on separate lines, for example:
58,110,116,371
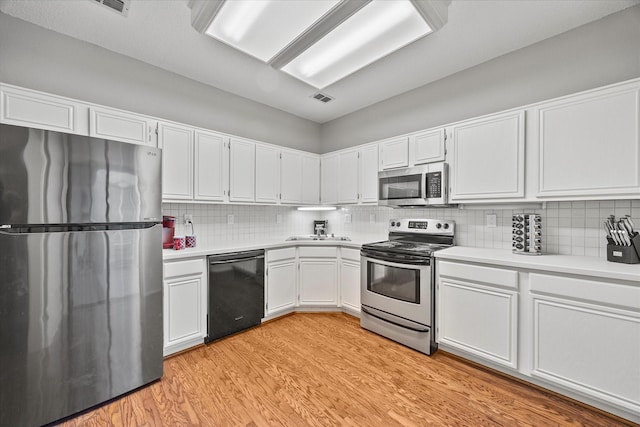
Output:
359,144,379,203
229,137,256,202
90,106,157,146
537,81,640,198
449,110,525,201
0,84,85,134
158,122,193,200
321,154,339,205
280,150,302,204
338,150,359,204
301,154,320,205
379,136,409,170
255,144,280,203
410,128,445,165
194,130,229,202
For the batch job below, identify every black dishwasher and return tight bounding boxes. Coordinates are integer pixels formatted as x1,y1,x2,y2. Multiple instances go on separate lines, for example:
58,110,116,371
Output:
205,249,265,343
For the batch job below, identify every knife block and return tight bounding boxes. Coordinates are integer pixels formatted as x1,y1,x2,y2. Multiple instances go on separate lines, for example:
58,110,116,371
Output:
606,233,640,264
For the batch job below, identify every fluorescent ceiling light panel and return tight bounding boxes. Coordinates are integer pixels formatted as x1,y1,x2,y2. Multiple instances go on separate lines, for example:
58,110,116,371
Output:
282,0,432,88
206,0,340,62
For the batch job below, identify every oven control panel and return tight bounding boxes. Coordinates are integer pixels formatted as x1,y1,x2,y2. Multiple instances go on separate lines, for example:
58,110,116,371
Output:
389,218,454,235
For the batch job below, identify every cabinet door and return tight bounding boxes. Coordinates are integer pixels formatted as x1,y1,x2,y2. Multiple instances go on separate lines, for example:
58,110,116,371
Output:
266,260,297,316
299,259,338,306
255,144,279,203
438,278,518,369
301,155,320,204
1,85,80,134
229,138,255,202
194,130,228,202
280,150,302,204
410,128,445,165
537,82,640,198
338,150,359,204
450,110,525,201
158,122,193,200
379,136,409,170
321,154,339,205
164,275,204,355
359,145,378,203
340,260,360,313
530,273,640,413
90,107,156,146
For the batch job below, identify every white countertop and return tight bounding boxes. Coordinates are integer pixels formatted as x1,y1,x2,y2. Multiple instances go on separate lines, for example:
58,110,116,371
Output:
164,239,640,283
434,247,640,283
162,237,369,261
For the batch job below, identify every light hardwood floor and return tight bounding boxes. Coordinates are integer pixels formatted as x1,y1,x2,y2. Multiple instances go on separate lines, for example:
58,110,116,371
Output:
57,313,635,426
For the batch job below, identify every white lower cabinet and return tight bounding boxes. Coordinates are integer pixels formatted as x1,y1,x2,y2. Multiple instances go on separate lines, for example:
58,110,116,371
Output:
530,273,640,415
437,261,519,369
298,247,338,307
339,248,360,314
436,258,640,423
163,257,207,357
265,248,297,317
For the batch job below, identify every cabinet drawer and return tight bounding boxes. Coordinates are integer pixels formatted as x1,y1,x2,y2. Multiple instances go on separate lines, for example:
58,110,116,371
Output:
530,273,640,311
341,248,360,262
438,261,518,290
164,258,205,279
299,246,337,258
268,247,296,262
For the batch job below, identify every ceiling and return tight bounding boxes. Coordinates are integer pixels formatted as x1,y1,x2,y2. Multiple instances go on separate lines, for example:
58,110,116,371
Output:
0,0,638,124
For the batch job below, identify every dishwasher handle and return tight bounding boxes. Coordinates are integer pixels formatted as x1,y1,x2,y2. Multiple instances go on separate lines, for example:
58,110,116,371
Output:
208,249,265,264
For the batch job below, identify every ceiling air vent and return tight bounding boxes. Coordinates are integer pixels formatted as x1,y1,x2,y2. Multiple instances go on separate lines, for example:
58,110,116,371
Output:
93,0,131,16
311,92,334,104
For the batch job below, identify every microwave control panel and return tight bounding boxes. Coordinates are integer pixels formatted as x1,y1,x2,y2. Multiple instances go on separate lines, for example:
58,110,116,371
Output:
426,171,442,198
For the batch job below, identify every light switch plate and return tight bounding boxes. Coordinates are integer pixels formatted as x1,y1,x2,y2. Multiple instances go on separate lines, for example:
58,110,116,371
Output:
344,214,352,224
227,214,234,225
369,213,376,224
276,214,282,224
486,213,497,228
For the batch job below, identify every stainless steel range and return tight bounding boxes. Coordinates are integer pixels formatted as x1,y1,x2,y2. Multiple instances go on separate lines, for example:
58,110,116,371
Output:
360,218,455,355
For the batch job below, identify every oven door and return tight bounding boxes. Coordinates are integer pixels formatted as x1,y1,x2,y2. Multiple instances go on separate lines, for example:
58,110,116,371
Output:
360,252,431,326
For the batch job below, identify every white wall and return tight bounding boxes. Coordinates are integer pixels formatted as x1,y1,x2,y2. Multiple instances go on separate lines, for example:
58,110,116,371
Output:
319,5,640,152
0,12,321,153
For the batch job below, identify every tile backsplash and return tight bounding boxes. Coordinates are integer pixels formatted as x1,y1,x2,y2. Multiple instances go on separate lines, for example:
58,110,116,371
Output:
163,200,640,258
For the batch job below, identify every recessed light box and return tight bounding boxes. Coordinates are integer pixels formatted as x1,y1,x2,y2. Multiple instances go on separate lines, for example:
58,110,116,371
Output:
281,0,432,88
206,0,340,62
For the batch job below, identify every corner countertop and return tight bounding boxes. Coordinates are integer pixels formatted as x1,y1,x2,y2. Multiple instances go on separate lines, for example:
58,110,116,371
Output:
162,237,379,261
434,247,640,283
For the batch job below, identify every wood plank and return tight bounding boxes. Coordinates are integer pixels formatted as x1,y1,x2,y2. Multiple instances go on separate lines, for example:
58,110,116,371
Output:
55,313,636,426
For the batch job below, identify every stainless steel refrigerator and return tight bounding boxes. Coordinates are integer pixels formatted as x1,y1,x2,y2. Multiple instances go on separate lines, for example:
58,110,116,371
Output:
0,123,163,426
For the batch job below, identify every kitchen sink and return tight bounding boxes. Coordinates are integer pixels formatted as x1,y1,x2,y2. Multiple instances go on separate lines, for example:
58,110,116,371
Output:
286,235,351,241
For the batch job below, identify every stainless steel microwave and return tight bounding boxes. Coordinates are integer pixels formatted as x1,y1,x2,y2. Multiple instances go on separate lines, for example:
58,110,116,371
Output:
378,163,450,207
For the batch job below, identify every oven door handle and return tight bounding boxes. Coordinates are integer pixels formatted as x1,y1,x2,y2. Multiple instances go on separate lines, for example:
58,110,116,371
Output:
361,307,430,333
361,252,429,266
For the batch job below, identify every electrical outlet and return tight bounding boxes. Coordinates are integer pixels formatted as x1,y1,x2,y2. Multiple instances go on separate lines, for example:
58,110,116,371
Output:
369,213,376,224
276,214,282,224
184,213,193,224
344,214,352,224
227,214,234,225
486,213,497,228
